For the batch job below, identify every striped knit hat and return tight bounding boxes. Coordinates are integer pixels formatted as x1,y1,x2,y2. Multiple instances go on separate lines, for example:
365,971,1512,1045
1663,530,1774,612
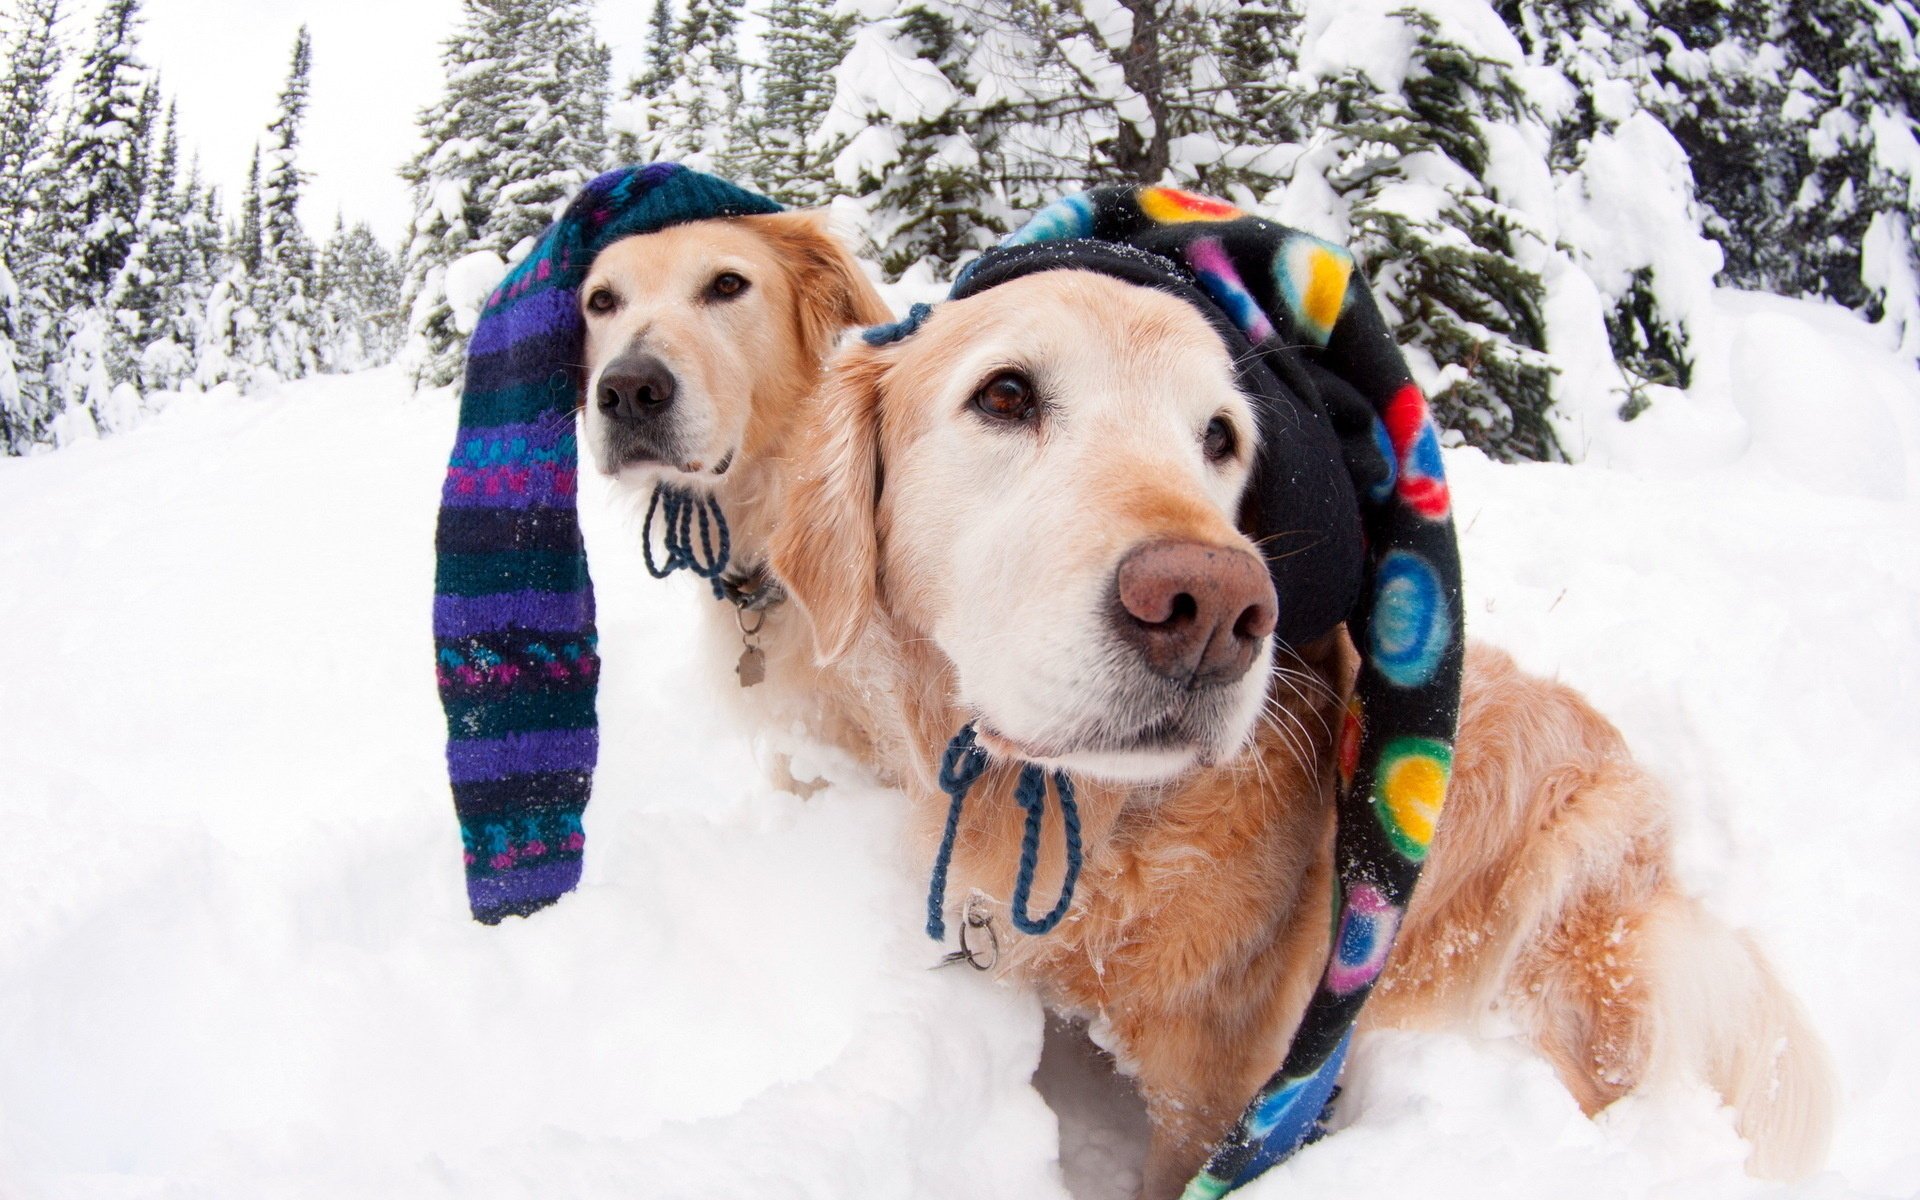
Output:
433,164,782,923
944,186,1466,1196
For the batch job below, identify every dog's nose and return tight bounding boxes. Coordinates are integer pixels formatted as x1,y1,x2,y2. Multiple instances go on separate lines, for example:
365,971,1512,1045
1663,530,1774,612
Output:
596,352,677,424
1113,541,1278,685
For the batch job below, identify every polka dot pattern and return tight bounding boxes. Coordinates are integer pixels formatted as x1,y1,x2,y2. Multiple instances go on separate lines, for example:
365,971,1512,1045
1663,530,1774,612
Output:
1369,550,1451,689
1327,883,1401,994
1373,737,1453,861
1274,234,1355,345
1007,192,1096,246
1139,186,1244,224
1384,384,1451,520
1187,237,1277,344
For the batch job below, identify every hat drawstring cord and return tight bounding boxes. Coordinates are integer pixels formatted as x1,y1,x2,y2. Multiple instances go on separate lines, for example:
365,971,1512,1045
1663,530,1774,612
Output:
643,483,731,600
925,725,1084,943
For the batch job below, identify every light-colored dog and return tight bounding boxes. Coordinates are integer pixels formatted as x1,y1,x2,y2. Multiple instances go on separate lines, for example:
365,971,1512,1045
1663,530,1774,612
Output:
578,212,892,751
771,269,1835,1197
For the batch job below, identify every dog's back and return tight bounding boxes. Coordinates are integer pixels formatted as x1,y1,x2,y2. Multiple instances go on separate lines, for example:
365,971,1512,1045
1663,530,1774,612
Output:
1374,643,1835,1180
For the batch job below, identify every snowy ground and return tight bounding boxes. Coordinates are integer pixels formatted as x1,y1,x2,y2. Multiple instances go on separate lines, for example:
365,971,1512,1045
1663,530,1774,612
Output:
0,288,1916,1200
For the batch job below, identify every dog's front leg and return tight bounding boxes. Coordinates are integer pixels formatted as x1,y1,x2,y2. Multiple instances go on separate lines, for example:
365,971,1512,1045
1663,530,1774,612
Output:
1122,1009,1279,1200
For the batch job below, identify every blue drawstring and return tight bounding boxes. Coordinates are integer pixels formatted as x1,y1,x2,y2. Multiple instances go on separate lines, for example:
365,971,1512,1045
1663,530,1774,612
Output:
926,725,1084,942
643,483,731,599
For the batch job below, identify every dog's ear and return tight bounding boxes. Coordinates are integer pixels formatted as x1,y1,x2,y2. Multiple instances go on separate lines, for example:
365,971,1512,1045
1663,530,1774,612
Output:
745,210,894,365
771,341,890,667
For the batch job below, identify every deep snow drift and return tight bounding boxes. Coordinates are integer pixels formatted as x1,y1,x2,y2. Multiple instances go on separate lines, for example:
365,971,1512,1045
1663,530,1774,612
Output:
0,287,1916,1200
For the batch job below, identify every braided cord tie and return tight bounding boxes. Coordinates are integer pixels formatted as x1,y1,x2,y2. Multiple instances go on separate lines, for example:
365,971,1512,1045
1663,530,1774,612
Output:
643,483,732,599
925,726,1084,942
1009,764,1082,935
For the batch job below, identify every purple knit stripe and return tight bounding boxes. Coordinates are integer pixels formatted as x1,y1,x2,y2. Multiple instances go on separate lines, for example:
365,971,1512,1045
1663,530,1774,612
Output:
440,462,579,508
468,288,578,359
446,728,599,784
468,856,584,913
434,588,596,638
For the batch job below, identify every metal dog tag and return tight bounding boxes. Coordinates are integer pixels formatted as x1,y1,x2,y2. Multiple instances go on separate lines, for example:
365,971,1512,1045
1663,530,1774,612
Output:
736,644,767,688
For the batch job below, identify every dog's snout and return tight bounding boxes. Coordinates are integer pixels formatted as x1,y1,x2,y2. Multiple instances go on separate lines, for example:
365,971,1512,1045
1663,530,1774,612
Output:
1113,541,1277,686
596,352,677,424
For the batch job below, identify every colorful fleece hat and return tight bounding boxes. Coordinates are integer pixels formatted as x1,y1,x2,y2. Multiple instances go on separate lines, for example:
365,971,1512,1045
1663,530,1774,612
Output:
433,164,782,923
950,186,1466,1195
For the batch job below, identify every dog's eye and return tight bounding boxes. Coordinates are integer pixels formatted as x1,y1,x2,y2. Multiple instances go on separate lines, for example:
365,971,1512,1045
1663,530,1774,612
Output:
972,371,1036,422
1203,416,1238,463
707,272,750,301
586,287,618,315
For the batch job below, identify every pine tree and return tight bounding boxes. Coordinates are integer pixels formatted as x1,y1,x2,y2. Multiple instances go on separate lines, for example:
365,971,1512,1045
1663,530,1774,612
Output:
0,259,32,452
130,100,194,392
1638,0,1797,293
739,0,853,201
237,145,264,274
317,217,403,372
0,0,68,448
1775,0,1920,349
641,0,745,169
51,0,149,434
821,1,1011,280
260,26,320,381
198,162,268,391
1300,7,1560,461
1499,0,1704,403
401,0,612,389
476,0,609,258
638,0,675,99
0,0,66,246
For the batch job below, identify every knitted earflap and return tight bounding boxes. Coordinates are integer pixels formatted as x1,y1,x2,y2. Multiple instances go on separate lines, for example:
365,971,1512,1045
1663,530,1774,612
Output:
433,164,782,924
945,186,1466,1196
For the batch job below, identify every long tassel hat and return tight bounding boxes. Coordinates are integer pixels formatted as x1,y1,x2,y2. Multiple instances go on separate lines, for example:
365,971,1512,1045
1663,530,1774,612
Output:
903,186,1465,1197
432,164,781,924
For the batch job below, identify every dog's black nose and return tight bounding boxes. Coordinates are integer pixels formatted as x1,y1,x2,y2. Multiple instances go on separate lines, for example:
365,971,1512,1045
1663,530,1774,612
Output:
596,352,677,424
1113,540,1278,686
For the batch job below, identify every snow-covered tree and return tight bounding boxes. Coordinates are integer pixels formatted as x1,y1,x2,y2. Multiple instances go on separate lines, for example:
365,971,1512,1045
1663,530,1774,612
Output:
401,0,612,389
822,2,1013,280
0,0,66,245
1776,0,1920,352
1499,0,1706,406
317,217,403,373
127,101,200,393
197,162,267,393
1288,7,1560,461
50,0,149,434
260,25,320,381
637,0,675,99
0,259,35,452
1637,0,1796,293
0,0,69,445
473,0,609,258
737,0,853,201
635,0,745,170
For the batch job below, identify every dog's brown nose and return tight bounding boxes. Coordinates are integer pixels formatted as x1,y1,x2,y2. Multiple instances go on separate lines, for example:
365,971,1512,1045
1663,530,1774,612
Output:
597,352,677,425
1113,541,1278,685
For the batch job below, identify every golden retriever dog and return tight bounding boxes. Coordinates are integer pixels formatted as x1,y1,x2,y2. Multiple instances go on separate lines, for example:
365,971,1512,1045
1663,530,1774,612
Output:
769,269,1835,1197
577,212,891,750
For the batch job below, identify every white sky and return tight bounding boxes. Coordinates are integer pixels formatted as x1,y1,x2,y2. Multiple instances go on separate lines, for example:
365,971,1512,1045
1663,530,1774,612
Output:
59,0,661,247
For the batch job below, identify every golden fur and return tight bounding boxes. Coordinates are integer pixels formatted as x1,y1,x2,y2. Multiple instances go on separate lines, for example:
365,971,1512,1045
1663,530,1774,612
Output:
579,212,893,758
770,271,1835,1198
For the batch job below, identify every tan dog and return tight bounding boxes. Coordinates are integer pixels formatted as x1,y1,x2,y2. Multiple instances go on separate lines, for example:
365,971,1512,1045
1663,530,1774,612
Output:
770,270,1835,1197
578,212,891,751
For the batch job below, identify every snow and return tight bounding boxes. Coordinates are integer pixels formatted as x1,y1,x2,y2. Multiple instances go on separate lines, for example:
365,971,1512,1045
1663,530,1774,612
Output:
2,283,1918,1200
444,251,509,337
